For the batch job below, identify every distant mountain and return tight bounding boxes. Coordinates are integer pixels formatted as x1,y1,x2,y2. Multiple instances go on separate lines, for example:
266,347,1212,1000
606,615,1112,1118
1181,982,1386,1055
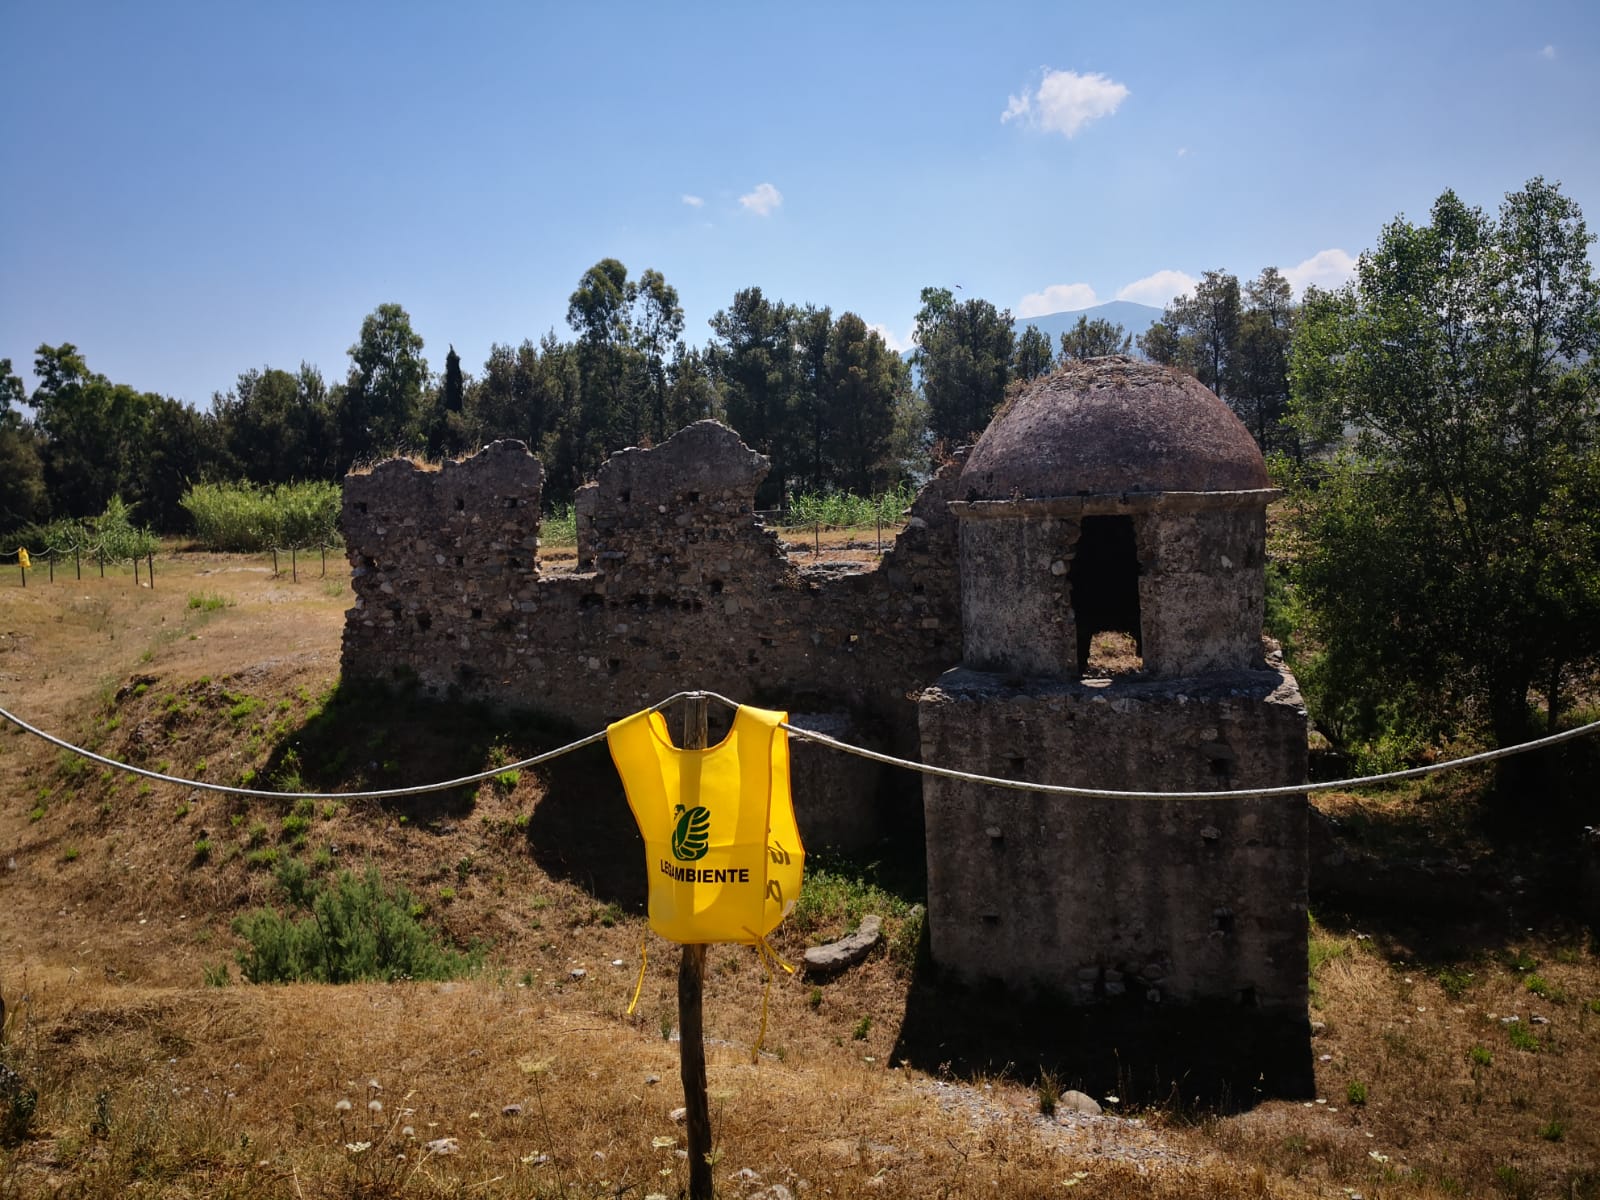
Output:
1011,300,1164,351
899,299,1165,382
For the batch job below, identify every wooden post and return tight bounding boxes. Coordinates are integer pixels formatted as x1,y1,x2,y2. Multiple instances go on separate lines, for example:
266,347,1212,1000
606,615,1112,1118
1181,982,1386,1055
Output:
75,550,81,580
679,694,713,1200
147,552,154,588
291,545,298,582
321,545,327,577
271,548,279,577
17,560,23,589
48,555,54,584
814,522,820,557
876,512,882,554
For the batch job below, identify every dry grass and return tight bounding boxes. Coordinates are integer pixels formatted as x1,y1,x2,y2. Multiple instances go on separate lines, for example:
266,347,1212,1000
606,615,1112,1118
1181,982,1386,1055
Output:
2,554,1599,1199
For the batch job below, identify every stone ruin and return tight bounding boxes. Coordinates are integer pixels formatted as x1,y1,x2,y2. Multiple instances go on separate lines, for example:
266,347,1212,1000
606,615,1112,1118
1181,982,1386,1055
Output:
340,420,965,849
341,357,1310,1055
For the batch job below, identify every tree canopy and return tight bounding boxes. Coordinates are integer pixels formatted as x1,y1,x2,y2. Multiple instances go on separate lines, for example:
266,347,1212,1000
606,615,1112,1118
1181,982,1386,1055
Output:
1288,177,1600,760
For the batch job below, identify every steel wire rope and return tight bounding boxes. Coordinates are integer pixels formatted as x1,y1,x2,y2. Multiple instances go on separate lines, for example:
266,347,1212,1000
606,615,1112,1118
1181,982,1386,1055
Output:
2,691,1599,803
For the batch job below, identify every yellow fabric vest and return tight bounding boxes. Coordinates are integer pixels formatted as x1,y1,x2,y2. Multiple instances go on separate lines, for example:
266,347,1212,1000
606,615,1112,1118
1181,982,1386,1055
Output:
607,704,804,945
16,548,29,570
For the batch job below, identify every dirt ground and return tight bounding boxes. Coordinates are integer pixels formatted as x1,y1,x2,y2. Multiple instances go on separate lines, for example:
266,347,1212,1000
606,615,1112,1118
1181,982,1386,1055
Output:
1,548,1597,1199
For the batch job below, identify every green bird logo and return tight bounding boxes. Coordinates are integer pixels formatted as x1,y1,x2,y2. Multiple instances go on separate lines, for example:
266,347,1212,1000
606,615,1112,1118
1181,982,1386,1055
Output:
671,804,712,862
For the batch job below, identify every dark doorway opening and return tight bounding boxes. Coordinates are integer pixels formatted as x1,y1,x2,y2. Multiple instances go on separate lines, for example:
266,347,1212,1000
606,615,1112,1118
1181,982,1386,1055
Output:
1070,516,1142,675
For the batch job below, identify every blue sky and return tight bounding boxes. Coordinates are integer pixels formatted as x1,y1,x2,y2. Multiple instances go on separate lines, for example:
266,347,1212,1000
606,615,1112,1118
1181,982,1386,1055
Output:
2,0,1596,407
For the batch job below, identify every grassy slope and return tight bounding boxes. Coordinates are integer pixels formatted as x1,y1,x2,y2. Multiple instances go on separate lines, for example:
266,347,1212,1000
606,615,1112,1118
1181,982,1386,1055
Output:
0,551,1597,1199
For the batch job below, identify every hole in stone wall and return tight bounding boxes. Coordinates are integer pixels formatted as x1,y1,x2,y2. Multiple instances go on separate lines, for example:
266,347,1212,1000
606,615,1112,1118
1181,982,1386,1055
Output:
455,497,465,511
620,489,631,504
607,659,622,675
363,556,379,571
470,607,483,619
686,491,700,504
504,497,519,509
416,612,432,633
1070,516,1143,676
455,556,464,568
356,501,368,514
709,579,724,594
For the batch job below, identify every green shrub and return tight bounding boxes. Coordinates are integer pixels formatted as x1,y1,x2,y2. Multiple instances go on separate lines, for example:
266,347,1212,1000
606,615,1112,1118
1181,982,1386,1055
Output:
784,482,917,530
232,866,474,983
180,480,341,552
1346,1080,1368,1105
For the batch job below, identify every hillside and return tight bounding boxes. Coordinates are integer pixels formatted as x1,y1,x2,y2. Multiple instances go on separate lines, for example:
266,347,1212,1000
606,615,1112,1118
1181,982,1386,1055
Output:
1,552,1597,1199
1011,300,1164,348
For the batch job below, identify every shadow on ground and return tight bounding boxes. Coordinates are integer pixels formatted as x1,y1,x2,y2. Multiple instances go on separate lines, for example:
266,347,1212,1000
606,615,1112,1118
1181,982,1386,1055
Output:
891,942,1314,1112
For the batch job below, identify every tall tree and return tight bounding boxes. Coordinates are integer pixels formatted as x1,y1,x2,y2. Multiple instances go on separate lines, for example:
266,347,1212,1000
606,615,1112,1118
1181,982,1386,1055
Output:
0,359,46,532
215,365,338,484
424,344,469,458
1140,270,1242,401
823,313,906,492
29,344,156,518
629,268,686,444
1288,178,1600,766
1232,267,1297,453
707,287,797,506
1012,325,1055,380
1057,315,1131,362
336,303,429,465
914,290,1015,443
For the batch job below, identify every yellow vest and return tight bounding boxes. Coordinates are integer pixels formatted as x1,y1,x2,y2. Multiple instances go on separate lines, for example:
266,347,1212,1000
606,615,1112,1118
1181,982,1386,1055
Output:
16,548,29,570
607,704,804,945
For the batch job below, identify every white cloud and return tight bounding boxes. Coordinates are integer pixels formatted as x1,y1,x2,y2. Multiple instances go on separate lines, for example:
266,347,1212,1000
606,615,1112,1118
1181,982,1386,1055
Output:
1116,269,1198,308
681,194,704,207
1002,68,1129,138
1541,43,1556,59
1176,146,1189,158
1017,282,1099,317
868,323,913,354
739,182,783,216
1282,248,1357,295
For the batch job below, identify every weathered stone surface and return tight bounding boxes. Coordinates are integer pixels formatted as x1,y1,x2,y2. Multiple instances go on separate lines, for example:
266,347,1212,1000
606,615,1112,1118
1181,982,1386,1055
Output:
1057,1090,1102,1116
959,357,1269,500
340,421,964,751
803,914,883,974
918,668,1309,1012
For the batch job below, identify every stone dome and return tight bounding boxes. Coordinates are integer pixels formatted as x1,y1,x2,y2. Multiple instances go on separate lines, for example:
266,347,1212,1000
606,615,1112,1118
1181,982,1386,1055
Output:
959,356,1270,500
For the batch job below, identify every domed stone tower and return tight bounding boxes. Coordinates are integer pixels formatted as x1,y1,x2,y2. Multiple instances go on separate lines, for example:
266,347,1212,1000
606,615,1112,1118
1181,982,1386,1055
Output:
917,358,1309,1042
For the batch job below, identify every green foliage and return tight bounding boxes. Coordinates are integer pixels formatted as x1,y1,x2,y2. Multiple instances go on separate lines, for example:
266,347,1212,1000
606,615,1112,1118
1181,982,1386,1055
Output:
180,480,340,551
1057,314,1131,363
1288,178,1600,765
1537,1118,1565,1142
1036,1071,1061,1117
1346,1080,1368,1105
1468,1045,1494,1067
232,866,474,983
186,591,233,612
851,1015,872,1040
784,482,916,530
0,1061,39,1146
913,288,1016,443
541,503,576,546
201,962,231,987
790,857,914,937
1506,1021,1540,1053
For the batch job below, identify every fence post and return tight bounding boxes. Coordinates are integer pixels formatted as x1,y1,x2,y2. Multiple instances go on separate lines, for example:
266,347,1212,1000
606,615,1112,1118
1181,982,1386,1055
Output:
678,694,713,1200
148,552,154,589
291,545,297,583
272,548,279,577
321,545,327,578
48,555,54,584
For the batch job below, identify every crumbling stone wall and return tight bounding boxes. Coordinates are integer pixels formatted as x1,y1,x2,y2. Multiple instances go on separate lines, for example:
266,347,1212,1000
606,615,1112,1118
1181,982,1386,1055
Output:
342,421,963,751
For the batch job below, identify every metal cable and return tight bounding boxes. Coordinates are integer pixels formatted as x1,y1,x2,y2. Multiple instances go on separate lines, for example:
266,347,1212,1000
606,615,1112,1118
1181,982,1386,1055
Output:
3,689,1597,803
